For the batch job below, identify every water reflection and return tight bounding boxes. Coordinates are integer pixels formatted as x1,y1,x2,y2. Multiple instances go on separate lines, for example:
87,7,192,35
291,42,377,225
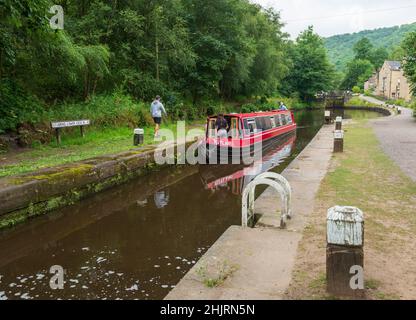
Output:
200,132,296,195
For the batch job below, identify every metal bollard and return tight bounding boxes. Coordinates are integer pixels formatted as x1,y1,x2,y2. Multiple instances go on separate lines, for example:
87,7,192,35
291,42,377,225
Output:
335,116,342,130
333,130,344,153
325,110,331,124
326,206,365,298
134,128,144,146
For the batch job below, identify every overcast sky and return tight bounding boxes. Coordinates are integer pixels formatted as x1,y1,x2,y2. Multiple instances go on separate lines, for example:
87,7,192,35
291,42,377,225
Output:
251,0,416,38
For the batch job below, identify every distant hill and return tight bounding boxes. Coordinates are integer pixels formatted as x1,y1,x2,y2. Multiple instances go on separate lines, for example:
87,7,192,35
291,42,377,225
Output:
325,22,416,71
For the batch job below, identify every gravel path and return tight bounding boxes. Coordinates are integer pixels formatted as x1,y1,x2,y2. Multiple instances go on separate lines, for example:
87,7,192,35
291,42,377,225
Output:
362,95,416,182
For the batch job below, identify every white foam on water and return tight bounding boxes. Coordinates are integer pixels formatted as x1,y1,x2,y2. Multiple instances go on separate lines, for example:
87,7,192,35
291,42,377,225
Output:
0,291,7,300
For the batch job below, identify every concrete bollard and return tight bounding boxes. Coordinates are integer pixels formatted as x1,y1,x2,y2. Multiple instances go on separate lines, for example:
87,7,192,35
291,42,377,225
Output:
335,116,342,130
333,130,344,153
134,128,144,146
326,206,365,298
325,110,331,124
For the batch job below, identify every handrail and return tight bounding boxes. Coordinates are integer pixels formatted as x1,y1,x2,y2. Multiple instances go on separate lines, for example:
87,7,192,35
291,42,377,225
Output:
242,173,292,229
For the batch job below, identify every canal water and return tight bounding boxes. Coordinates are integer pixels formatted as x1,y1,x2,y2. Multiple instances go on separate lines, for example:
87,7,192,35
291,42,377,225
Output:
0,109,381,300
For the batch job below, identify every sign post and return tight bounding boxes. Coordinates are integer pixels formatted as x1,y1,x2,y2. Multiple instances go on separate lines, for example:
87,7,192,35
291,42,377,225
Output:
333,130,344,153
51,120,90,145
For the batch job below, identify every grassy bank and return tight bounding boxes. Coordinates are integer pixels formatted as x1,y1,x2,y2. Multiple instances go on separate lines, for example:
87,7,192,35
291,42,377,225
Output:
345,96,379,107
0,121,204,178
285,119,416,300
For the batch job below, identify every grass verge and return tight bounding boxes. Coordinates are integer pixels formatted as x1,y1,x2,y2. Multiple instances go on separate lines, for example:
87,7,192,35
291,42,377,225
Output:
0,121,204,178
285,119,416,300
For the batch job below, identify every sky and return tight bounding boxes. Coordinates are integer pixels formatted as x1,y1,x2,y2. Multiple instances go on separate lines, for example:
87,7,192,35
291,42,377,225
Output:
251,0,416,38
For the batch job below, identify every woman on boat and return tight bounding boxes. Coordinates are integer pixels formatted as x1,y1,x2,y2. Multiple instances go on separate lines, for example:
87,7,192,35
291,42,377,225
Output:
215,114,229,138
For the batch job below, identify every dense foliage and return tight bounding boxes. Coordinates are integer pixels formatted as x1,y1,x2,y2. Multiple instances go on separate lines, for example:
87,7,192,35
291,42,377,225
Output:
325,22,416,71
282,27,335,101
0,0,336,136
402,31,416,95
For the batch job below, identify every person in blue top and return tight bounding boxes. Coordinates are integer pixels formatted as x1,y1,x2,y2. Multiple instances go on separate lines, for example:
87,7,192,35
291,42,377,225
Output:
279,101,288,111
150,95,167,138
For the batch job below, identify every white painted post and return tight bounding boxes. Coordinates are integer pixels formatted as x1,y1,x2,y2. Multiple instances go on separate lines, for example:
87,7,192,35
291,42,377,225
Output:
326,206,365,298
335,116,342,131
334,130,344,153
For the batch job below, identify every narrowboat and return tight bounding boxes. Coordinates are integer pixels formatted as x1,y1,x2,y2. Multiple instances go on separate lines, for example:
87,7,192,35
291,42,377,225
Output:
202,109,297,160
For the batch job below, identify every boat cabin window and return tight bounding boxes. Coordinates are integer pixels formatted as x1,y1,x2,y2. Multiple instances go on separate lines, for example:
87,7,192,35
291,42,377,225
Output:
254,116,273,132
263,117,272,130
270,116,276,128
243,119,257,135
255,117,264,131
274,115,282,127
286,114,293,124
280,114,287,126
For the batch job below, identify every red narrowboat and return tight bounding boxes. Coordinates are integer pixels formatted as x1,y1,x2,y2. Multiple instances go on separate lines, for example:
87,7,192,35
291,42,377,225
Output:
203,109,297,158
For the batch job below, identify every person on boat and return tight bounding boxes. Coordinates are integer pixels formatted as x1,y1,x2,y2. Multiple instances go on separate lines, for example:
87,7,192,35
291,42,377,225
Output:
215,114,229,138
150,95,167,138
279,102,288,111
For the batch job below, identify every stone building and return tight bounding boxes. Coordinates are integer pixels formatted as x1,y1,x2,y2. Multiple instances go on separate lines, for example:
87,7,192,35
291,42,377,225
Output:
364,73,378,91
374,61,413,102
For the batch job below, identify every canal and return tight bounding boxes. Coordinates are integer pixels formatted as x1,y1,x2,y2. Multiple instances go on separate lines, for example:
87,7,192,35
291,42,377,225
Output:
0,109,382,300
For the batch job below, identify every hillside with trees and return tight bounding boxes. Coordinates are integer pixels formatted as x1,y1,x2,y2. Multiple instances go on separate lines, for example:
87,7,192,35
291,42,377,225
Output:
325,22,416,71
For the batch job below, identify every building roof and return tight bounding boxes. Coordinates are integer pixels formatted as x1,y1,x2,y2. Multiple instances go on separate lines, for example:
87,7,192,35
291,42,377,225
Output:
386,61,402,71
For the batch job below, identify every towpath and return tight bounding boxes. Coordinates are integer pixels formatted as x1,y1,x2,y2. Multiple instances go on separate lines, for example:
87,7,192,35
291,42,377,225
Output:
360,95,416,182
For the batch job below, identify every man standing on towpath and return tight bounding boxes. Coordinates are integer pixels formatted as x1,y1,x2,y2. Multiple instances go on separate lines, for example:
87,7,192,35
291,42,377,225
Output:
150,95,167,138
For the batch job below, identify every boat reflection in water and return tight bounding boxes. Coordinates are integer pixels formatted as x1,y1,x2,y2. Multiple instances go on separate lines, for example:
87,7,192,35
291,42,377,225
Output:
199,131,297,196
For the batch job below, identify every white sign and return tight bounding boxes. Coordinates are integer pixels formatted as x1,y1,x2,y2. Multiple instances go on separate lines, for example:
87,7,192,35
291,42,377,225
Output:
335,116,342,123
334,130,344,139
51,120,90,128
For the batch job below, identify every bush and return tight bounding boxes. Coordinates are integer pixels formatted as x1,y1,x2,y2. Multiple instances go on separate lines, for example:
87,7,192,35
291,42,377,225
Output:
352,86,362,94
0,79,46,133
47,92,150,128
385,99,408,107
241,103,258,113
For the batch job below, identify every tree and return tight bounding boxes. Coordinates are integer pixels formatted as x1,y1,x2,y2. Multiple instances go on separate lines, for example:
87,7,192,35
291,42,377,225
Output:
401,31,416,94
284,26,335,101
341,59,374,90
370,47,389,70
353,37,374,61
390,46,406,61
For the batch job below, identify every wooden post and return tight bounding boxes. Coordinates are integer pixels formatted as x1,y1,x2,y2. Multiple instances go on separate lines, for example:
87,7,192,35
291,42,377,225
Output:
80,126,85,138
333,130,344,153
327,206,365,298
335,116,342,130
55,128,61,145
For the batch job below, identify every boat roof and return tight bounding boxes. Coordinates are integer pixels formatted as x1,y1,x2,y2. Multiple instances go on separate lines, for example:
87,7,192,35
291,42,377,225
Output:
208,110,291,119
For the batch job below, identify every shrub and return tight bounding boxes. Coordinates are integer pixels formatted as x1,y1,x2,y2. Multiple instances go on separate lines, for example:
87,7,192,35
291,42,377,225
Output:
241,103,258,113
352,86,362,94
